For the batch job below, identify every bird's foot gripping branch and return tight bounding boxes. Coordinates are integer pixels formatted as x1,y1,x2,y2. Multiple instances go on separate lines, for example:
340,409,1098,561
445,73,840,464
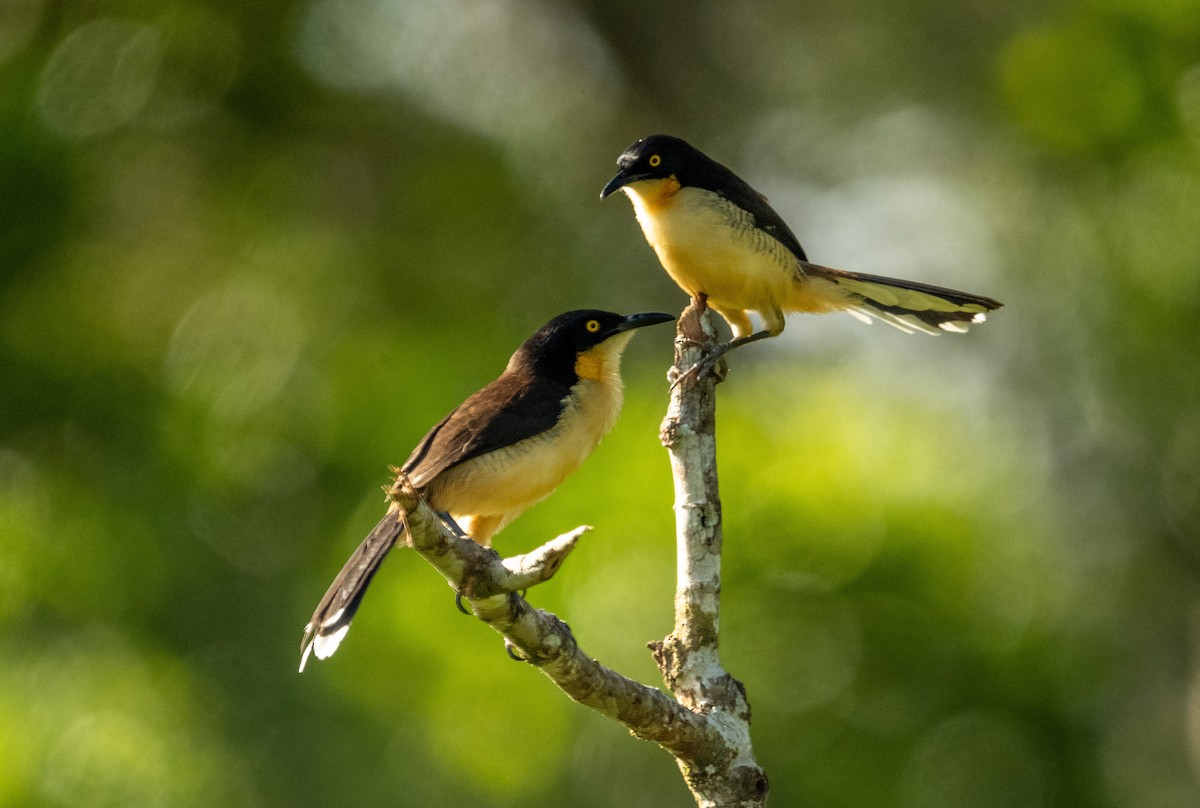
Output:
666,294,735,388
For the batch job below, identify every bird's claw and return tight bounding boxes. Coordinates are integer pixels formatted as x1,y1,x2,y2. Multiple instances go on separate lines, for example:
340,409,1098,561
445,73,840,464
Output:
669,346,730,389
455,591,471,615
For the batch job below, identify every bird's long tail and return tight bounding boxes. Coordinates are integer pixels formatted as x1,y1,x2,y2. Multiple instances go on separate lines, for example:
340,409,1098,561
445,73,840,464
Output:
801,262,1003,335
299,507,405,671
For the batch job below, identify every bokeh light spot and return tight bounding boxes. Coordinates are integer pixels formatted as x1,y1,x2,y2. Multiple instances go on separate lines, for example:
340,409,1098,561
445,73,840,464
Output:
37,18,163,138
164,283,305,423
901,711,1045,808
295,0,622,196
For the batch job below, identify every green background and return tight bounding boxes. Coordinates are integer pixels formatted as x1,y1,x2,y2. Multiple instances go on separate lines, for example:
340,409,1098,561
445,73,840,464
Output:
2,0,1199,805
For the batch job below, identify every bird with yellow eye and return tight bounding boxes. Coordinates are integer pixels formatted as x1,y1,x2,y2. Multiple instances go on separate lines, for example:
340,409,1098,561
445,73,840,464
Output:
602,135,1002,360
300,309,673,670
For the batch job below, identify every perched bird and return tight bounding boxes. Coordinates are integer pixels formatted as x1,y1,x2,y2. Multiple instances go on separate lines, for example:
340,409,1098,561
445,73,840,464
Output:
299,310,673,671
601,134,1001,352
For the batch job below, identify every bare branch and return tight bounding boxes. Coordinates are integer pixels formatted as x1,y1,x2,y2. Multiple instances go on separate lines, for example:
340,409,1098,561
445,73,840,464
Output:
655,298,769,807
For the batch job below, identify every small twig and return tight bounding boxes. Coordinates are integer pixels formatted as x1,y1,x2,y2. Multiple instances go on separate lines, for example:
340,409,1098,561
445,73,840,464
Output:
500,527,589,589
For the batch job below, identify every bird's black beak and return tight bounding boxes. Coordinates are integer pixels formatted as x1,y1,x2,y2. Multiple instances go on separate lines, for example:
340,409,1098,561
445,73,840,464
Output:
604,311,674,337
600,168,650,200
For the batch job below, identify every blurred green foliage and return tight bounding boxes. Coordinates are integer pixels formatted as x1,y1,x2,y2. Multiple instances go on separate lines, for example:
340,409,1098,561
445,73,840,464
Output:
2,0,1199,805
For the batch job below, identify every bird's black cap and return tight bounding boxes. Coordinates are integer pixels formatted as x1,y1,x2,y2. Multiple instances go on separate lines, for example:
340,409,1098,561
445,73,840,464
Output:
511,310,673,378
533,309,673,343
601,135,711,199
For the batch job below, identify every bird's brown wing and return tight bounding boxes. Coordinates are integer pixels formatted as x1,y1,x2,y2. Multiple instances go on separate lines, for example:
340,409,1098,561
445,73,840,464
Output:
402,373,571,489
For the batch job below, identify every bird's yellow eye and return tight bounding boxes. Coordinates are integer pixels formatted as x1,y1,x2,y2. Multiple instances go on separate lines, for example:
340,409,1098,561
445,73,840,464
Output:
648,154,662,168
585,319,601,333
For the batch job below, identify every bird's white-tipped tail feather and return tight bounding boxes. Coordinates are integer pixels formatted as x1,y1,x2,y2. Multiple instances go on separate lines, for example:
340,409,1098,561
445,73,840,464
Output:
299,509,405,671
804,262,1001,335
299,622,350,672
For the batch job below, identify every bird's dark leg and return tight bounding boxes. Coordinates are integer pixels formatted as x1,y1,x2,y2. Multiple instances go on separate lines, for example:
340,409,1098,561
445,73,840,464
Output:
714,329,776,358
681,296,785,384
439,513,476,614
455,592,472,615
439,512,468,538
672,328,778,387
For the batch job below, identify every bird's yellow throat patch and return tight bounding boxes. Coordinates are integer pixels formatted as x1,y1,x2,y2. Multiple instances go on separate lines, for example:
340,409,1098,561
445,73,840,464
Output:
623,175,681,211
574,332,635,382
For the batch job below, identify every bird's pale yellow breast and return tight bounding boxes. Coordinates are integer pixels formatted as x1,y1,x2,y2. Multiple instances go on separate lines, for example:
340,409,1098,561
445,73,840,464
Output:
624,182,799,311
429,336,632,531
432,380,621,516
